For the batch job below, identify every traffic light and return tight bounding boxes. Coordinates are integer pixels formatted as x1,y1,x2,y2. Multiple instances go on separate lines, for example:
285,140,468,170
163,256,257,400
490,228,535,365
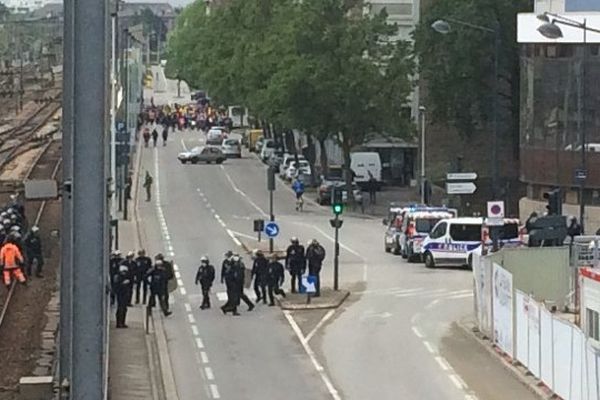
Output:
543,188,562,216
331,187,344,215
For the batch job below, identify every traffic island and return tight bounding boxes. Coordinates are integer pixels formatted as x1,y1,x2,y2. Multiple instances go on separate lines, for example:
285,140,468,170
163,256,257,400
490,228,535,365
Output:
278,288,350,310
237,235,286,260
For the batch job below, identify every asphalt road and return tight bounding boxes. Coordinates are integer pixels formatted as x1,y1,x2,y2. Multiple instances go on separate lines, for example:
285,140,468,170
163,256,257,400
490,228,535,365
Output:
135,73,540,400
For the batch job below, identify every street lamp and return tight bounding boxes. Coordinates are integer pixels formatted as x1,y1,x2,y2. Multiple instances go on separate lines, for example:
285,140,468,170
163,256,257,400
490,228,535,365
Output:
419,106,427,204
431,18,500,200
536,13,600,233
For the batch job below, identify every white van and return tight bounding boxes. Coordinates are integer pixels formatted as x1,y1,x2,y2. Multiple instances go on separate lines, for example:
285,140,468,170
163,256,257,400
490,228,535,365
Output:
350,152,381,187
421,217,522,268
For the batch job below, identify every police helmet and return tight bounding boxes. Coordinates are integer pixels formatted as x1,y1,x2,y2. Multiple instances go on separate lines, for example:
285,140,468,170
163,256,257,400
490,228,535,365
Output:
155,260,164,266
10,226,20,232
31,226,39,233
119,265,129,273
138,249,146,256
232,255,240,262
2,219,10,226
290,237,299,244
200,256,209,263
155,253,164,260
127,251,135,258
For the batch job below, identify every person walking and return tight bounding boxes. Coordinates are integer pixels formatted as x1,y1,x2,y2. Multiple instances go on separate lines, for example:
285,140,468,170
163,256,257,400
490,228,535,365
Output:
162,127,168,146
285,237,305,293
306,239,325,297
266,254,285,306
156,253,175,311
114,265,132,328
251,250,269,304
151,127,159,147
221,251,240,315
195,256,215,309
143,171,153,202
0,234,26,287
147,260,172,316
233,254,254,311
109,250,123,306
121,252,137,306
24,225,44,278
134,250,152,305
367,171,377,205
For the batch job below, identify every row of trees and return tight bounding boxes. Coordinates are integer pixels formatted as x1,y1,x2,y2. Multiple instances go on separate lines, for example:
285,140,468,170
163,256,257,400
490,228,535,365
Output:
166,0,414,192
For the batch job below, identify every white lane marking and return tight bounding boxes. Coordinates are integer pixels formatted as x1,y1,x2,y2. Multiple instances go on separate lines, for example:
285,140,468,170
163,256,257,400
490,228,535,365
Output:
426,299,440,309
355,287,425,296
423,341,435,354
180,138,188,151
210,384,220,399
227,229,256,240
200,351,209,364
175,271,181,279
214,214,221,220
411,326,423,338
184,303,192,312
204,367,214,380
222,167,268,217
435,356,450,371
169,251,175,257
396,288,447,298
179,287,187,295
226,229,242,246
305,309,336,343
177,279,184,287
188,314,196,324
195,337,204,349
216,292,228,302
217,219,226,228
445,293,473,300
191,325,199,336
449,374,465,389
283,310,342,400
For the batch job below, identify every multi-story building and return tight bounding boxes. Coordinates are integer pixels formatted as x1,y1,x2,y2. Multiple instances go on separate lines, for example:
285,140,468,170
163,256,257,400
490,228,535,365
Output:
517,0,600,231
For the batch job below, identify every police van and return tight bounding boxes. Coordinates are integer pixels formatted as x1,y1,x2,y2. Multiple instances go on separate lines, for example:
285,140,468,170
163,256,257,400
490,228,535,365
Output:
383,205,455,258
421,217,523,268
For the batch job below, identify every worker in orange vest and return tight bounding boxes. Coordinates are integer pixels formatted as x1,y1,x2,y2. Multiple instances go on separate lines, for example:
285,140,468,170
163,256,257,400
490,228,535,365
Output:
0,234,26,287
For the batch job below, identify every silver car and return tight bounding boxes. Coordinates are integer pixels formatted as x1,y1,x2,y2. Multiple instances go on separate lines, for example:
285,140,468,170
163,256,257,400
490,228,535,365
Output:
178,146,226,164
221,138,242,158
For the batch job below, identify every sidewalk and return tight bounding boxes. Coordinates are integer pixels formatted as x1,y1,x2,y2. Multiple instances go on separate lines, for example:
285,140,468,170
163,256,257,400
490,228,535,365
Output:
108,217,160,400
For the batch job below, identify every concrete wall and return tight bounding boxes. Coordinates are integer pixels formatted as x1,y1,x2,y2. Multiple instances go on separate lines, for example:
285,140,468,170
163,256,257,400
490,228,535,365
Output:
520,196,600,235
486,246,571,309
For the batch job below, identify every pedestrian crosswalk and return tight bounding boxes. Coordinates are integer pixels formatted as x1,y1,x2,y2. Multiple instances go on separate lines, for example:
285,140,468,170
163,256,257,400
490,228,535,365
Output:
355,287,473,300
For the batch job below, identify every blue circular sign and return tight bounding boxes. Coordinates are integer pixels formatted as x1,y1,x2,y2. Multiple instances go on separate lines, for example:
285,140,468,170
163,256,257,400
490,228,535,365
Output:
264,222,279,238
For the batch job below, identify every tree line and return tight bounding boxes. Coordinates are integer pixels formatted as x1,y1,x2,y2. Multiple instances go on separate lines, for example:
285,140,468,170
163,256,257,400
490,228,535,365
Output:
166,0,414,194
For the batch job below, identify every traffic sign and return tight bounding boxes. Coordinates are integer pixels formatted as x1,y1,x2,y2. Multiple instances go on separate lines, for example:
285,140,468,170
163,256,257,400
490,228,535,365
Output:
575,169,588,182
264,222,279,238
446,172,477,181
299,275,317,294
446,182,477,195
487,201,505,219
253,219,264,232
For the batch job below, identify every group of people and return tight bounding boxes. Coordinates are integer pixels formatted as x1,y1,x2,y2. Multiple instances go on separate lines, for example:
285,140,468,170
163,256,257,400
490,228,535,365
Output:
111,237,326,325
110,250,174,328
0,199,45,287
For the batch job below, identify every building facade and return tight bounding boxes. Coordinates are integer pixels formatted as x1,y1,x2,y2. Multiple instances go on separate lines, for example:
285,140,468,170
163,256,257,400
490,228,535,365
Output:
517,0,600,229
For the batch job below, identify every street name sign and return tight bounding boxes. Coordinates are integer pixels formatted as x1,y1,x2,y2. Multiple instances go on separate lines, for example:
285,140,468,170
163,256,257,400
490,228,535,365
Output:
264,222,279,238
446,182,477,195
446,172,477,181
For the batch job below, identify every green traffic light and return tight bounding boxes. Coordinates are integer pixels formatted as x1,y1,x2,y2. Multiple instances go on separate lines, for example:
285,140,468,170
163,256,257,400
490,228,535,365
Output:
332,203,343,215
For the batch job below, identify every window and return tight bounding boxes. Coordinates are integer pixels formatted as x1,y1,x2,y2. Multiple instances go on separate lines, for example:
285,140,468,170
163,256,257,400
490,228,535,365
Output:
370,3,412,17
429,222,447,239
449,224,481,241
415,218,441,234
587,308,600,340
489,223,519,240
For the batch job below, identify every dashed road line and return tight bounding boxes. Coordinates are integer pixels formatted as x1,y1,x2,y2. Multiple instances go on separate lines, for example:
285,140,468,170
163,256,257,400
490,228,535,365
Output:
187,314,196,324
423,341,435,354
435,356,450,371
200,351,209,364
210,384,220,399
184,303,192,312
449,374,465,389
179,287,187,295
411,326,423,338
204,367,214,380
191,325,199,336
195,337,204,349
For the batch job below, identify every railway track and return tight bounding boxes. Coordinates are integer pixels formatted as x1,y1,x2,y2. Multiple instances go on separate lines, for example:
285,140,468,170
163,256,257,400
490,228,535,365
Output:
0,133,61,332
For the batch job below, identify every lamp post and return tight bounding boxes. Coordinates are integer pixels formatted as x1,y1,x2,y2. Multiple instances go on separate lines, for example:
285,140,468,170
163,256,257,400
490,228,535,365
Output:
536,13,600,233
419,106,426,204
432,18,500,200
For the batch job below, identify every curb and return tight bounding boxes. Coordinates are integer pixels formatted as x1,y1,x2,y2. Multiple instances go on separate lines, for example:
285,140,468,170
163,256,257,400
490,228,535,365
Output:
456,320,553,400
278,290,350,310
131,135,180,400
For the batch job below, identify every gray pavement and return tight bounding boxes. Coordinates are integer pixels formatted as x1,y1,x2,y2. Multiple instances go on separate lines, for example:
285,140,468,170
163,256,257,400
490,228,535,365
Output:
136,69,540,400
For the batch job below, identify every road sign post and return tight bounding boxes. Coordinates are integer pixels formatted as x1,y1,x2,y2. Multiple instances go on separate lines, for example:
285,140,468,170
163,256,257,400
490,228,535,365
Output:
267,167,276,252
253,219,264,242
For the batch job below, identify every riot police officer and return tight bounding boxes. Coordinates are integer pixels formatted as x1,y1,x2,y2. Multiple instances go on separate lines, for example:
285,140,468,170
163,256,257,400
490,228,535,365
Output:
195,256,215,309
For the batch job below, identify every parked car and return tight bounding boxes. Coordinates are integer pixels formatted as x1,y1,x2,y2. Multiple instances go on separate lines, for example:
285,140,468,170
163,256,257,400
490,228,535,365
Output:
206,127,227,145
317,179,362,205
285,160,312,181
350,152,382,189
221,138,242,158
178,146,226,164
254,137,265,153
260,139,277,162
279,154,306,178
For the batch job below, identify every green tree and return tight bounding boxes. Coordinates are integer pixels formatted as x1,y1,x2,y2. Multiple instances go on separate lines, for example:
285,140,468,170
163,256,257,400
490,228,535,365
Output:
414,0,531,144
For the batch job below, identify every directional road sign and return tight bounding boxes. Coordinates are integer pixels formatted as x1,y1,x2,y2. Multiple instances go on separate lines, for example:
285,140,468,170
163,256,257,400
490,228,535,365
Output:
264,221,280,238
575,169,588,182
446,182,477,195
299,275,317,294
446,172,478,181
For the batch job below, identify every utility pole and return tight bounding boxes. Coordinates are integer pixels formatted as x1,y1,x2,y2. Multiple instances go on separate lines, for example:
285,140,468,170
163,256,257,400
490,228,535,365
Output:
69,0,108,398
330,188,344,291
59,0,74,394
419,106,426,204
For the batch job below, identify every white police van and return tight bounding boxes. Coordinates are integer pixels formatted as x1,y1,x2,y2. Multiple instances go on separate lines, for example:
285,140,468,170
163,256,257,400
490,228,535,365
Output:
421,217,522,268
